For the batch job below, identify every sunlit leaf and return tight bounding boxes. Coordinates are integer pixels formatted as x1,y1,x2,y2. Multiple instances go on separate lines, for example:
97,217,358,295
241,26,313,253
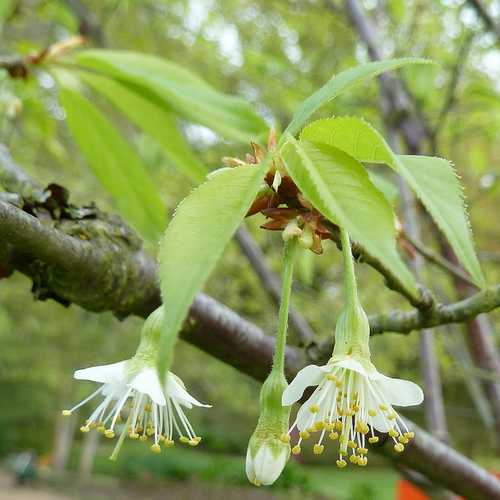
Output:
80,72,208,184
301,117,485,287
75,50,268,143
158,163,268,377
59,86,166,241
283,58,431,139
281,137,418,297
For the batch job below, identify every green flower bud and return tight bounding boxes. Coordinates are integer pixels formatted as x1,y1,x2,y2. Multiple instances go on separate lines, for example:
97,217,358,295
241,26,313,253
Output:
246,370,291,486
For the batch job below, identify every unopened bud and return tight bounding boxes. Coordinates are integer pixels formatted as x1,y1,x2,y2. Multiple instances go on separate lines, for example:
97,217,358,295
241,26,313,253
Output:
246,371,291,486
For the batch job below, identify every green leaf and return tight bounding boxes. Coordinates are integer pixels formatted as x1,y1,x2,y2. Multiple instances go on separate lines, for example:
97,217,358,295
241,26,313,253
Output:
368,171,399,206
301,117,485,288
283,58,432,139
281,137,418,297
80,72,208,184
75,50,268,143
59,86,166,241
158,163,268,377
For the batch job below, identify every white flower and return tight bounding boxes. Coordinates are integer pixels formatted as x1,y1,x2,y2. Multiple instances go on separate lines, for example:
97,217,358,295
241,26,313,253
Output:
63,359,210,453
282,355,423,467
246,439,289,486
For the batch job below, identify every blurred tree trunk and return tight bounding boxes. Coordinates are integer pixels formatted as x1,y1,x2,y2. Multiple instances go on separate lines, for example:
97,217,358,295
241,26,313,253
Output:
79,428,99,478
52,412,76,472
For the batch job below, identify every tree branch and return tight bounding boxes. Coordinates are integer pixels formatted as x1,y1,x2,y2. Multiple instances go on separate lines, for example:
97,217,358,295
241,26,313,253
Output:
368,285,500,335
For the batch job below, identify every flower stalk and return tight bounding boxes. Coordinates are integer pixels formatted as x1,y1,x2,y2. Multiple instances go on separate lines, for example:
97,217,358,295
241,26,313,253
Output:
245,238,298,486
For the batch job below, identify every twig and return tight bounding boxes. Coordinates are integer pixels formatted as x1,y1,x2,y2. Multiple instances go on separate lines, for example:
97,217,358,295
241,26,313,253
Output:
467,0,500,41
403,231,478,288
431,33,474,153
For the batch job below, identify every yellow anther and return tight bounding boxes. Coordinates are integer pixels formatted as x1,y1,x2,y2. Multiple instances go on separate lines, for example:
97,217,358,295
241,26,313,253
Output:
104,429,115,439
314,421,325,431
97,425,106,433
335,421,343,431
280,434,291,444
405,431,415,439
80,425,90,433
253,480,261,487
159,435,165,442
325,422,335,432
358,447,368,455
347,440,358,449
326,374,336,381
129,432,139,439
313,444,324,455
349,454,358,464
388,412,397,420
368,436,379,444
379,404,388,411
188,439,199,446
179,436,190,444
388,429,399,438
309,404,320,414
299,430,310,440
144,403,152,412
357,456,368,466
307,426,317,434
164,439,175,448
62,410,71,416
136,426,143,433
292,445,301,455
368,409,377,417
336,381,342,389
394,443,405,453
329,432,339,441
398,436,409,444
193,436,202,444
139,435,148,442
146,427,154,436
150,444,161,454
351,405,359,413
116,415,122,423
336,459,347,468
89,422,98,429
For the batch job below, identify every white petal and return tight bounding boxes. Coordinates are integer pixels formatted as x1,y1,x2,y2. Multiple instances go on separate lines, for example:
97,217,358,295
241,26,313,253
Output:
374,375,424,407
365,385,392,432
252,444,288,485
166,373,211,408
129,368,166,406
245,447,256,484
333,356,369,377
74,360,128,384
282,365,325,406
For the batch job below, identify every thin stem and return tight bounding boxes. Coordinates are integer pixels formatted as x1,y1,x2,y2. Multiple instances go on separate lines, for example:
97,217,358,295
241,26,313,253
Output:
340,226,358,305
272,239,298,373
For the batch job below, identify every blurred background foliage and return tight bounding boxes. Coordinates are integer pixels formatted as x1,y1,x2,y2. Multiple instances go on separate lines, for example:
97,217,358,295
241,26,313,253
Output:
1,0,500,498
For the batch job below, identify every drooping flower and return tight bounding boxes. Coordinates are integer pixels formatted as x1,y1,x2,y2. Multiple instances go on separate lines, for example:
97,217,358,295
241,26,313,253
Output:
282,302,423,467
62,307,210,455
